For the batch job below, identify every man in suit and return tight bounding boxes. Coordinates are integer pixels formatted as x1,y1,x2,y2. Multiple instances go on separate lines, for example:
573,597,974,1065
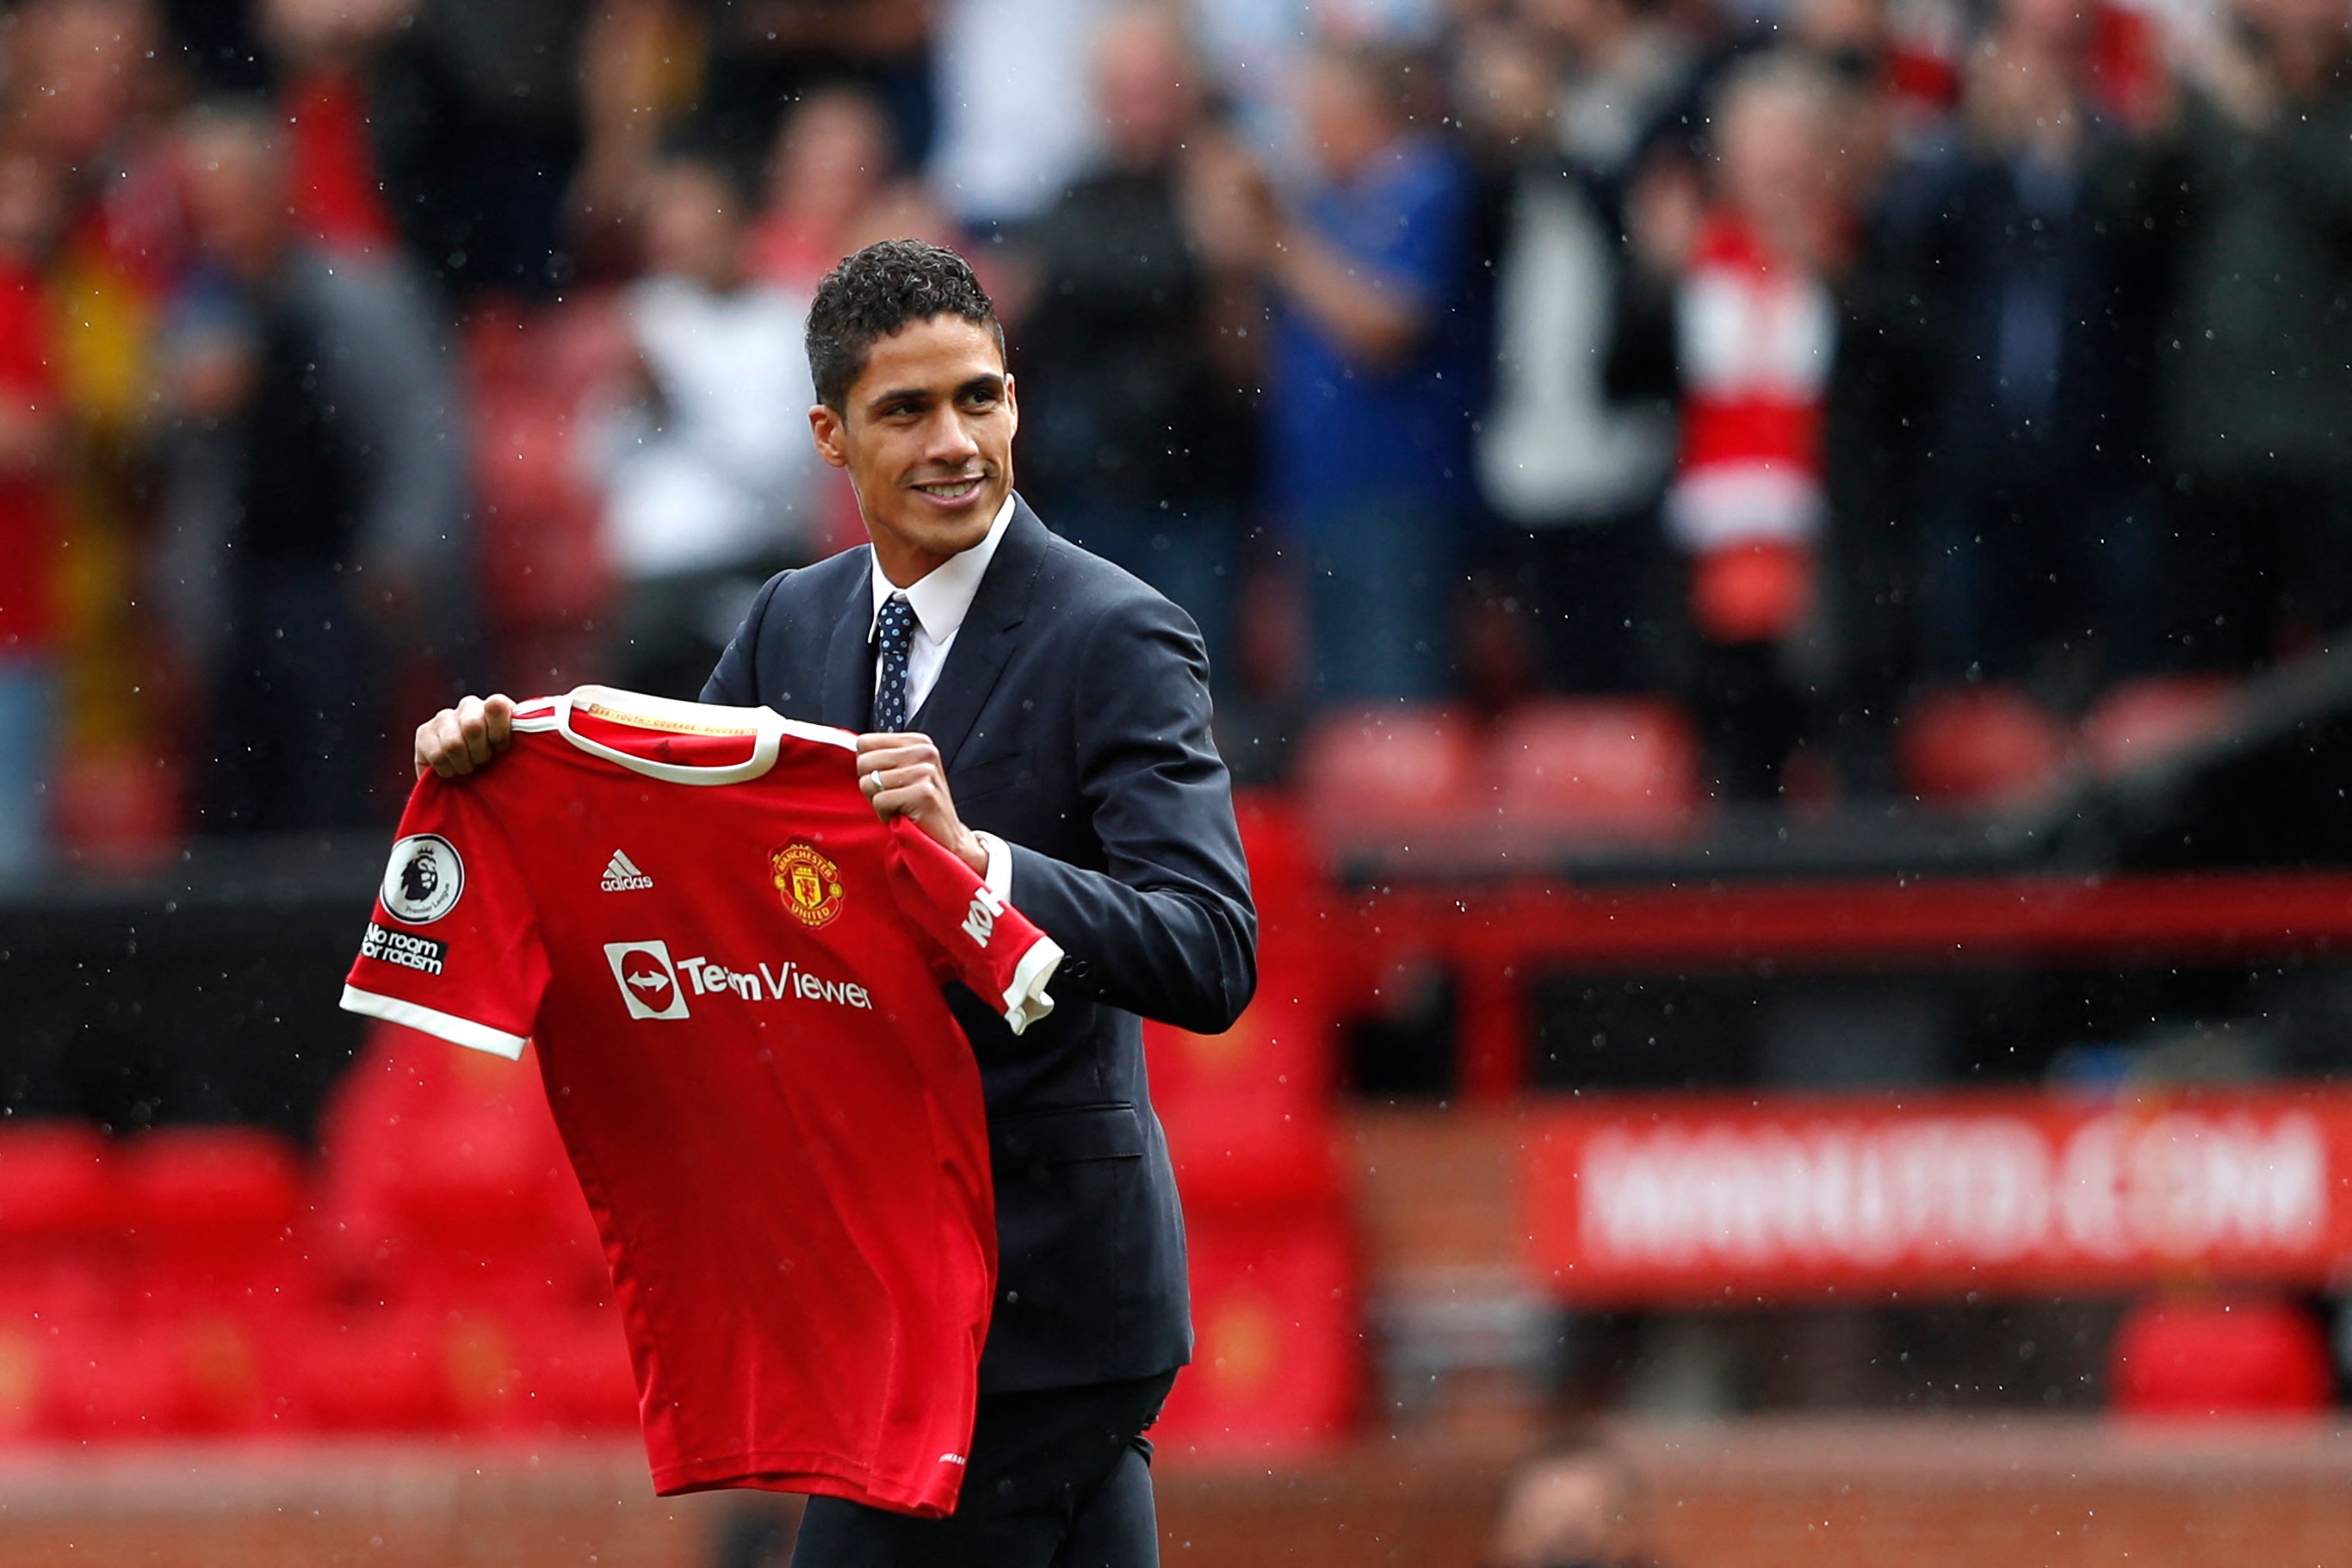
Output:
414,239,1258,1567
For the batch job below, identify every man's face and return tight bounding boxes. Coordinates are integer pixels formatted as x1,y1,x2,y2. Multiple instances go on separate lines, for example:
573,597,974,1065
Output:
178,124,288,281
641,163,744,290
810,315,1016,585
1300,57,1396,184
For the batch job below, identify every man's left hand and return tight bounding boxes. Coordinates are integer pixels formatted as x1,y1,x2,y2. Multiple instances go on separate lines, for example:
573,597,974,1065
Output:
856,732,987,876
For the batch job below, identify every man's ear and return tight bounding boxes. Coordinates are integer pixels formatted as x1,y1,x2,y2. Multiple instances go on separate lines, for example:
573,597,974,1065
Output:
809,403,849,470
1001,372,1018,440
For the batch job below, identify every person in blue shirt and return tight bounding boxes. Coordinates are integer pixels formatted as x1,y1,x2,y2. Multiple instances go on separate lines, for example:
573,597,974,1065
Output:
1195,39,1480,704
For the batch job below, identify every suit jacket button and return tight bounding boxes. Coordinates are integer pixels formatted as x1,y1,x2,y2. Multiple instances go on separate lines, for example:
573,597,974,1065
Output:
1004,1290,1020,1304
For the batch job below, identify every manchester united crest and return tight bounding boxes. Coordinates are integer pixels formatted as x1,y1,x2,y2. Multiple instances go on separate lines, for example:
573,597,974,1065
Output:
771,843,845,928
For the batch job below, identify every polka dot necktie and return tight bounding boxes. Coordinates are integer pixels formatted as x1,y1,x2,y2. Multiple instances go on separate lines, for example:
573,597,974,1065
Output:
872,593,917,732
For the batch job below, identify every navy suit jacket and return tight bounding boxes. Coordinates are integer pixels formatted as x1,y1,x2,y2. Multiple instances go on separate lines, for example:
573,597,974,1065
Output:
702,495,1258,1393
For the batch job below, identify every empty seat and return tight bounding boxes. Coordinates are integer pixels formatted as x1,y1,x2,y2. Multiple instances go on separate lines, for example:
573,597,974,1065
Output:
0,1123,116,1324
1898,685,2068,809
0,1121,110,1242
2111,1292,2331,1418
293,1308,454,1433
116,1125,305,1315
516,1309,641,1435
1294,707,1478,838
1159,1103,1348,1210
2081,674,2236,777
315,1025,605,1309
21,1311,291,1439
31,1320,188,1439
1488,698,1700,840
1151,1208,1359,1459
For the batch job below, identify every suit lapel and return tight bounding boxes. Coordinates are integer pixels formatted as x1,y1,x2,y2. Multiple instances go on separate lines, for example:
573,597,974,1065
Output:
911,497,1049,771
818,548,878,732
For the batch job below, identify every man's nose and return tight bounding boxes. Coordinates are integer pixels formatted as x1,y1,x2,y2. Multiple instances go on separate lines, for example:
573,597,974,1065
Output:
921,405,982,463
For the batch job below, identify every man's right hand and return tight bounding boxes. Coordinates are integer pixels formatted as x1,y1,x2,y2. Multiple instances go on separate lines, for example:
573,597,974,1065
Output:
415,694,515,778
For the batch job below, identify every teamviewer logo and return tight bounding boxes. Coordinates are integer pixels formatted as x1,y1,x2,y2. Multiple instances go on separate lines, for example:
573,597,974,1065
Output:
605,940,690,1020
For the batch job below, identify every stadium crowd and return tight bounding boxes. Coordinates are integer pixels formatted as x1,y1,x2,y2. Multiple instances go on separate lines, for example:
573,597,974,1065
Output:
0,0,2347,866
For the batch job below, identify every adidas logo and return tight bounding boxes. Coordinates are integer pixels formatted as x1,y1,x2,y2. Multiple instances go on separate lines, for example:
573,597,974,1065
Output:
600,850,655,892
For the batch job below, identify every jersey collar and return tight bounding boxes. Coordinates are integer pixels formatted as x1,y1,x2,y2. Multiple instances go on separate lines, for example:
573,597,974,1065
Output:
530,685,855,784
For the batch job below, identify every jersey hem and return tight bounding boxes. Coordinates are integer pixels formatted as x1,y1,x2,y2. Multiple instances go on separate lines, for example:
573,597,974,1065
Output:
1002,936,1062,1036
650,1448,960,1518
338,984,529,1060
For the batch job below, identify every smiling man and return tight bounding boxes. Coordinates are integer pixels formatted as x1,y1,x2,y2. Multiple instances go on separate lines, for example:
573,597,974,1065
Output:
413,239,1256,1568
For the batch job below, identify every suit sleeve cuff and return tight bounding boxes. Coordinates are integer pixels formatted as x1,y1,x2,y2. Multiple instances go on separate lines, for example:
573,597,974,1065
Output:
977,831,1013,902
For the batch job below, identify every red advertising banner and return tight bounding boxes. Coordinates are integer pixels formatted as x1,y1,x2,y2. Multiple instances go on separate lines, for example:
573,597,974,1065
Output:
1523,1087,2352,1304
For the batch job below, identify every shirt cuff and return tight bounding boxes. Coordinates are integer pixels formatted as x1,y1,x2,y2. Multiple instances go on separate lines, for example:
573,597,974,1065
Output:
977,831,1013,901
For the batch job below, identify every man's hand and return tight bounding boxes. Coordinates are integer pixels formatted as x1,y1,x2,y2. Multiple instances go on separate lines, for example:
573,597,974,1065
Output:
856,732,986,875
415,694,515,778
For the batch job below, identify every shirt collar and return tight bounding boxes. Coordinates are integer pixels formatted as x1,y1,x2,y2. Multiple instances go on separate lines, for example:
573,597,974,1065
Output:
869,492,1016,643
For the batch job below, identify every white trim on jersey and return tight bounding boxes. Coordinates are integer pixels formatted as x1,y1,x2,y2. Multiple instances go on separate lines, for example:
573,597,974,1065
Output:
1002,936,1063,1037
508,685,859,786
340,984,531,1060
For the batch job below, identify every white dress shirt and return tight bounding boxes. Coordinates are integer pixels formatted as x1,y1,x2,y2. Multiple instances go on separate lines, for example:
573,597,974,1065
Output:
867,494,1018,897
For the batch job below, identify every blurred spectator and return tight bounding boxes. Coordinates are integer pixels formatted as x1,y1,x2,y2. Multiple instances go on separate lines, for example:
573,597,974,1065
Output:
696,0,935,178
1485,1436,1658,1568
1186,0,1314,174
158,103,468,833
1466,0,1696,692
1837,0,2171,705
0,147,64,876
1014,2,1256,692
931,0,1112,228
1610,53,1849,798
749,85,899,293
261,0,586,297
261,0,410,260
594,152,819,700
2136,0,2352,667
1215,39,1479,703
7,0,186,859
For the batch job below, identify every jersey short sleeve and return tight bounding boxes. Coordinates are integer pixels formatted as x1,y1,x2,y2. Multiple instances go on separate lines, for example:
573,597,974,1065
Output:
881,817,1063,1035
340,776,551,1060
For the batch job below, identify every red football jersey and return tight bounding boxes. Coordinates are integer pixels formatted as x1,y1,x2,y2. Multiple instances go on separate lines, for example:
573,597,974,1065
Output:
340,687,1062,1515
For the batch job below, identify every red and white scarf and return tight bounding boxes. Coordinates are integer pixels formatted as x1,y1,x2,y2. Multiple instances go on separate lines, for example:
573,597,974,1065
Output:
1665,212,1836,555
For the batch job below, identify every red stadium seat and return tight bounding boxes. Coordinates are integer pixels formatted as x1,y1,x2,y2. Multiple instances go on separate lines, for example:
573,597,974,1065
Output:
1159,1103,1348,1210
1147,937,1339,1107
316,1029,608,1310
1152,1208,1360,1459
0,1121,111,1247
2111,1292,2332,1418
22,1312,291,1439
1898,685,2068,809
30,1320,186,1439
1231,791,1323,902
515,1309,641,1435
116,1126,305,1316
2080,675,2237,777
293,1309,455,1433
1295,707,1478,839
1488,698,1701,840
0,1122,116,1325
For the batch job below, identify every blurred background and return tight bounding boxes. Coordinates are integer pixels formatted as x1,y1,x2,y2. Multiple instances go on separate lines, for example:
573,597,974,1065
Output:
5,0,2352,1561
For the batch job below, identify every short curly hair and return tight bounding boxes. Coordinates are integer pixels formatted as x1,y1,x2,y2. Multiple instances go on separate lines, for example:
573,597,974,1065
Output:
805,238,1005,412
